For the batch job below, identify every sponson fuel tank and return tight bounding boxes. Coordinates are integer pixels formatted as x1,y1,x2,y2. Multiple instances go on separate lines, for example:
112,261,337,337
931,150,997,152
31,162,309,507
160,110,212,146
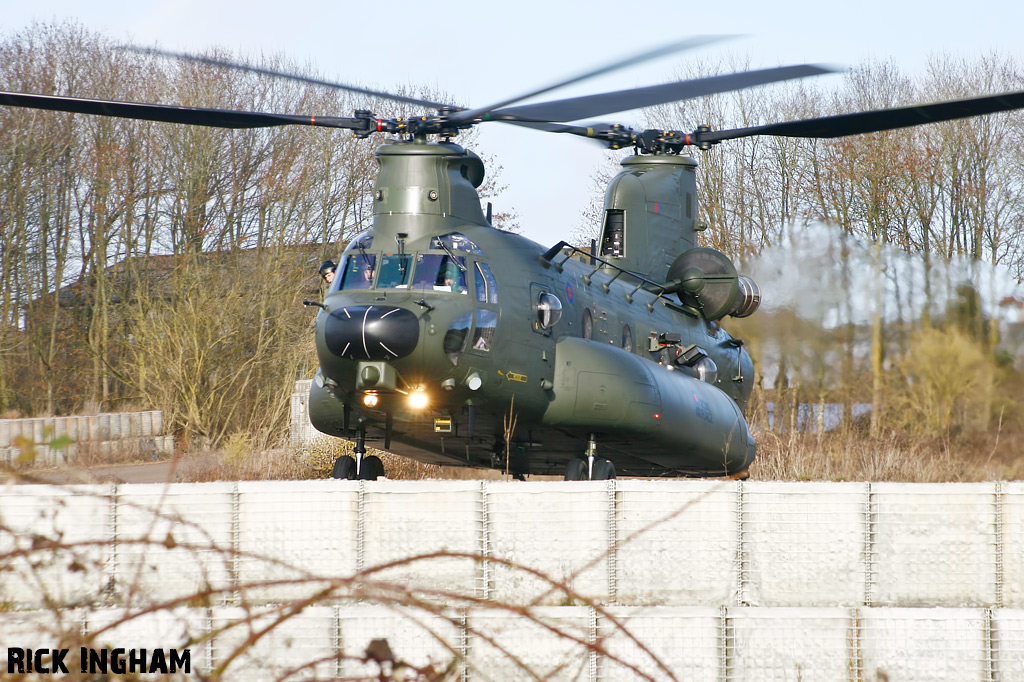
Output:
543,337,755,474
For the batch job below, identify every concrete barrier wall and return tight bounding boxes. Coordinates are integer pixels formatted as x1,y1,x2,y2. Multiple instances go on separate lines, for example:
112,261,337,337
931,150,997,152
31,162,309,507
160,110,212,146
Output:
1,479,1021,609
291,379,314,447
0,411,172,466
3,605,1023,681
4,479,1024,680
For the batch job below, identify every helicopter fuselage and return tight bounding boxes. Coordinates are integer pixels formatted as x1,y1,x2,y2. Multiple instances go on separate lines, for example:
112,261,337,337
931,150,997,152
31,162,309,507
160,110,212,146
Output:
309,139,756,477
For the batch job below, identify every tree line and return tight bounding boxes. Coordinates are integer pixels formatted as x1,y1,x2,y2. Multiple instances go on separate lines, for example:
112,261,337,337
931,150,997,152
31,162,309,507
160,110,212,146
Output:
635,53,1024,441
0,22,461,446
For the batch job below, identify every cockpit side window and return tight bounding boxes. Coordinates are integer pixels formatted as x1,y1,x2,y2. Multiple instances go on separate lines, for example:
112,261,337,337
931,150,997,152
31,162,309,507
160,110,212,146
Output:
347,232,373,251
444,313,472,365
412,254,468,294
472,309,498,352
377,253,412,289
339,253,376,290
432,232,484,255
474,262,498,303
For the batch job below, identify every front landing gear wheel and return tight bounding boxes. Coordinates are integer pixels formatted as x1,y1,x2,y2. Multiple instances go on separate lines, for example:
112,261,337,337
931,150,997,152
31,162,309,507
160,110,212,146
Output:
564,459,587,481
592,458,616,480
359,455,386,480
331,455,356,479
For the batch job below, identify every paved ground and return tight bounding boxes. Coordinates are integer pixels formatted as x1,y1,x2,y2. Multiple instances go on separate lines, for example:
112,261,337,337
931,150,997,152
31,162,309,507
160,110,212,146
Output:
7,460,180,485
4,459,561,486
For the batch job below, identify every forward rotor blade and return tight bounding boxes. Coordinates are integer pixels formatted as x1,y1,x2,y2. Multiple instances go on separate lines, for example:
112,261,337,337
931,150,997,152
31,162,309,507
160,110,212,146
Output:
449,35,730,124
486,64,835,123
0,91,367,130
119,46,453,110
699,89,1024,143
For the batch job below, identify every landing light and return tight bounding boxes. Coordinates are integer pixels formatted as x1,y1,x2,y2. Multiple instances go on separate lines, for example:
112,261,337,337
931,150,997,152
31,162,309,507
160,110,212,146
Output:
408,389,429,410
363,392,379,408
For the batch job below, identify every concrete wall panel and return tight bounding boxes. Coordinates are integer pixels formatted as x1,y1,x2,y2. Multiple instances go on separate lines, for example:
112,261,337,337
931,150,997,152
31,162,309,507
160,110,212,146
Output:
115,483,235,605
993,608,1024,679
598,606,721,681
0,485,112,607
727,607,852,682
237,480,359,603
210,605,336,680
487,481,609,605
87,607,212,674
616,480,737,606
871,483,997,607
743,482,867,606
337,605,462,679
860,607,988,682
467,607,592,681
1001,483,1024,607
362,481,482,598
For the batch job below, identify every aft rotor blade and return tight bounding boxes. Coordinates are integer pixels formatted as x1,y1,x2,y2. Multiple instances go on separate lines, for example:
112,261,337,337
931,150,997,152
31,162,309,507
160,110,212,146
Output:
485,64,835,123
0,91,368,130
501,119,606,134
698,89,1024,143
449,35,730,124
120,46,453,110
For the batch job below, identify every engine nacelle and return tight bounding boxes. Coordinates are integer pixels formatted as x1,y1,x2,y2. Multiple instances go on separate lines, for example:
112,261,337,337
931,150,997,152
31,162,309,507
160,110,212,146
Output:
731,275,761,318
666,247,761,320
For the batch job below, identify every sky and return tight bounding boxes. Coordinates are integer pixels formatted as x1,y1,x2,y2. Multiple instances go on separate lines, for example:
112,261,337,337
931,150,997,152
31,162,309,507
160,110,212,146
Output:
5,1,1024,247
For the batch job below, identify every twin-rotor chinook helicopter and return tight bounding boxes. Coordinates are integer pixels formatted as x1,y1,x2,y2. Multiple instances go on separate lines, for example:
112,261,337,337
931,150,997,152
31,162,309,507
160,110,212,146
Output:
5,38,1024,480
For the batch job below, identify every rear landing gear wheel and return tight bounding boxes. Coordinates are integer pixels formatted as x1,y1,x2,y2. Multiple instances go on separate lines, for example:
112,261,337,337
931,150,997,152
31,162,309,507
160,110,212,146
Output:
359,455,386,480
564,434,617,481
566,433,619,480
331,455,356,479
564,457,616,480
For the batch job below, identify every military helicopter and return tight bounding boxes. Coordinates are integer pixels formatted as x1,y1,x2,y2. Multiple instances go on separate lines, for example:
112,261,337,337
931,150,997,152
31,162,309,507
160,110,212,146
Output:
4,39,1024,480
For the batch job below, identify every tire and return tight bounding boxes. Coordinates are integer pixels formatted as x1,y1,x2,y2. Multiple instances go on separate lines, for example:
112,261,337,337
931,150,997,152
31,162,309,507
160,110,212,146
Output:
729,467,750,481
358,455,386,480
509,447,530,479
331,455,356,479
591,458,616,480
564,458,587,481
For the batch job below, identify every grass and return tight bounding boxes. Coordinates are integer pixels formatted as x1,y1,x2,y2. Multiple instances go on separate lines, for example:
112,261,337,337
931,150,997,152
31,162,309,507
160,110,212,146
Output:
749,426,1024,482
171,437,507,483
7,420,1022,484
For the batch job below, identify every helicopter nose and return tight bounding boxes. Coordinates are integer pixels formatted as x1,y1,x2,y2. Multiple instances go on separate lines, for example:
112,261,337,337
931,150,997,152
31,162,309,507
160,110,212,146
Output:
324,305,420,361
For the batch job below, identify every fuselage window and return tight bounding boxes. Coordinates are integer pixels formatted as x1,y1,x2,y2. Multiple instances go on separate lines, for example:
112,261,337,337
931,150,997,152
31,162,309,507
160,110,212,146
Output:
412,254,468,294
339,253,376,290
622,324,633,352
474,262,498,303
472,309,498,352
377,253,411,289
537,292,563,330
444,313,473,364
582,308,593,340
